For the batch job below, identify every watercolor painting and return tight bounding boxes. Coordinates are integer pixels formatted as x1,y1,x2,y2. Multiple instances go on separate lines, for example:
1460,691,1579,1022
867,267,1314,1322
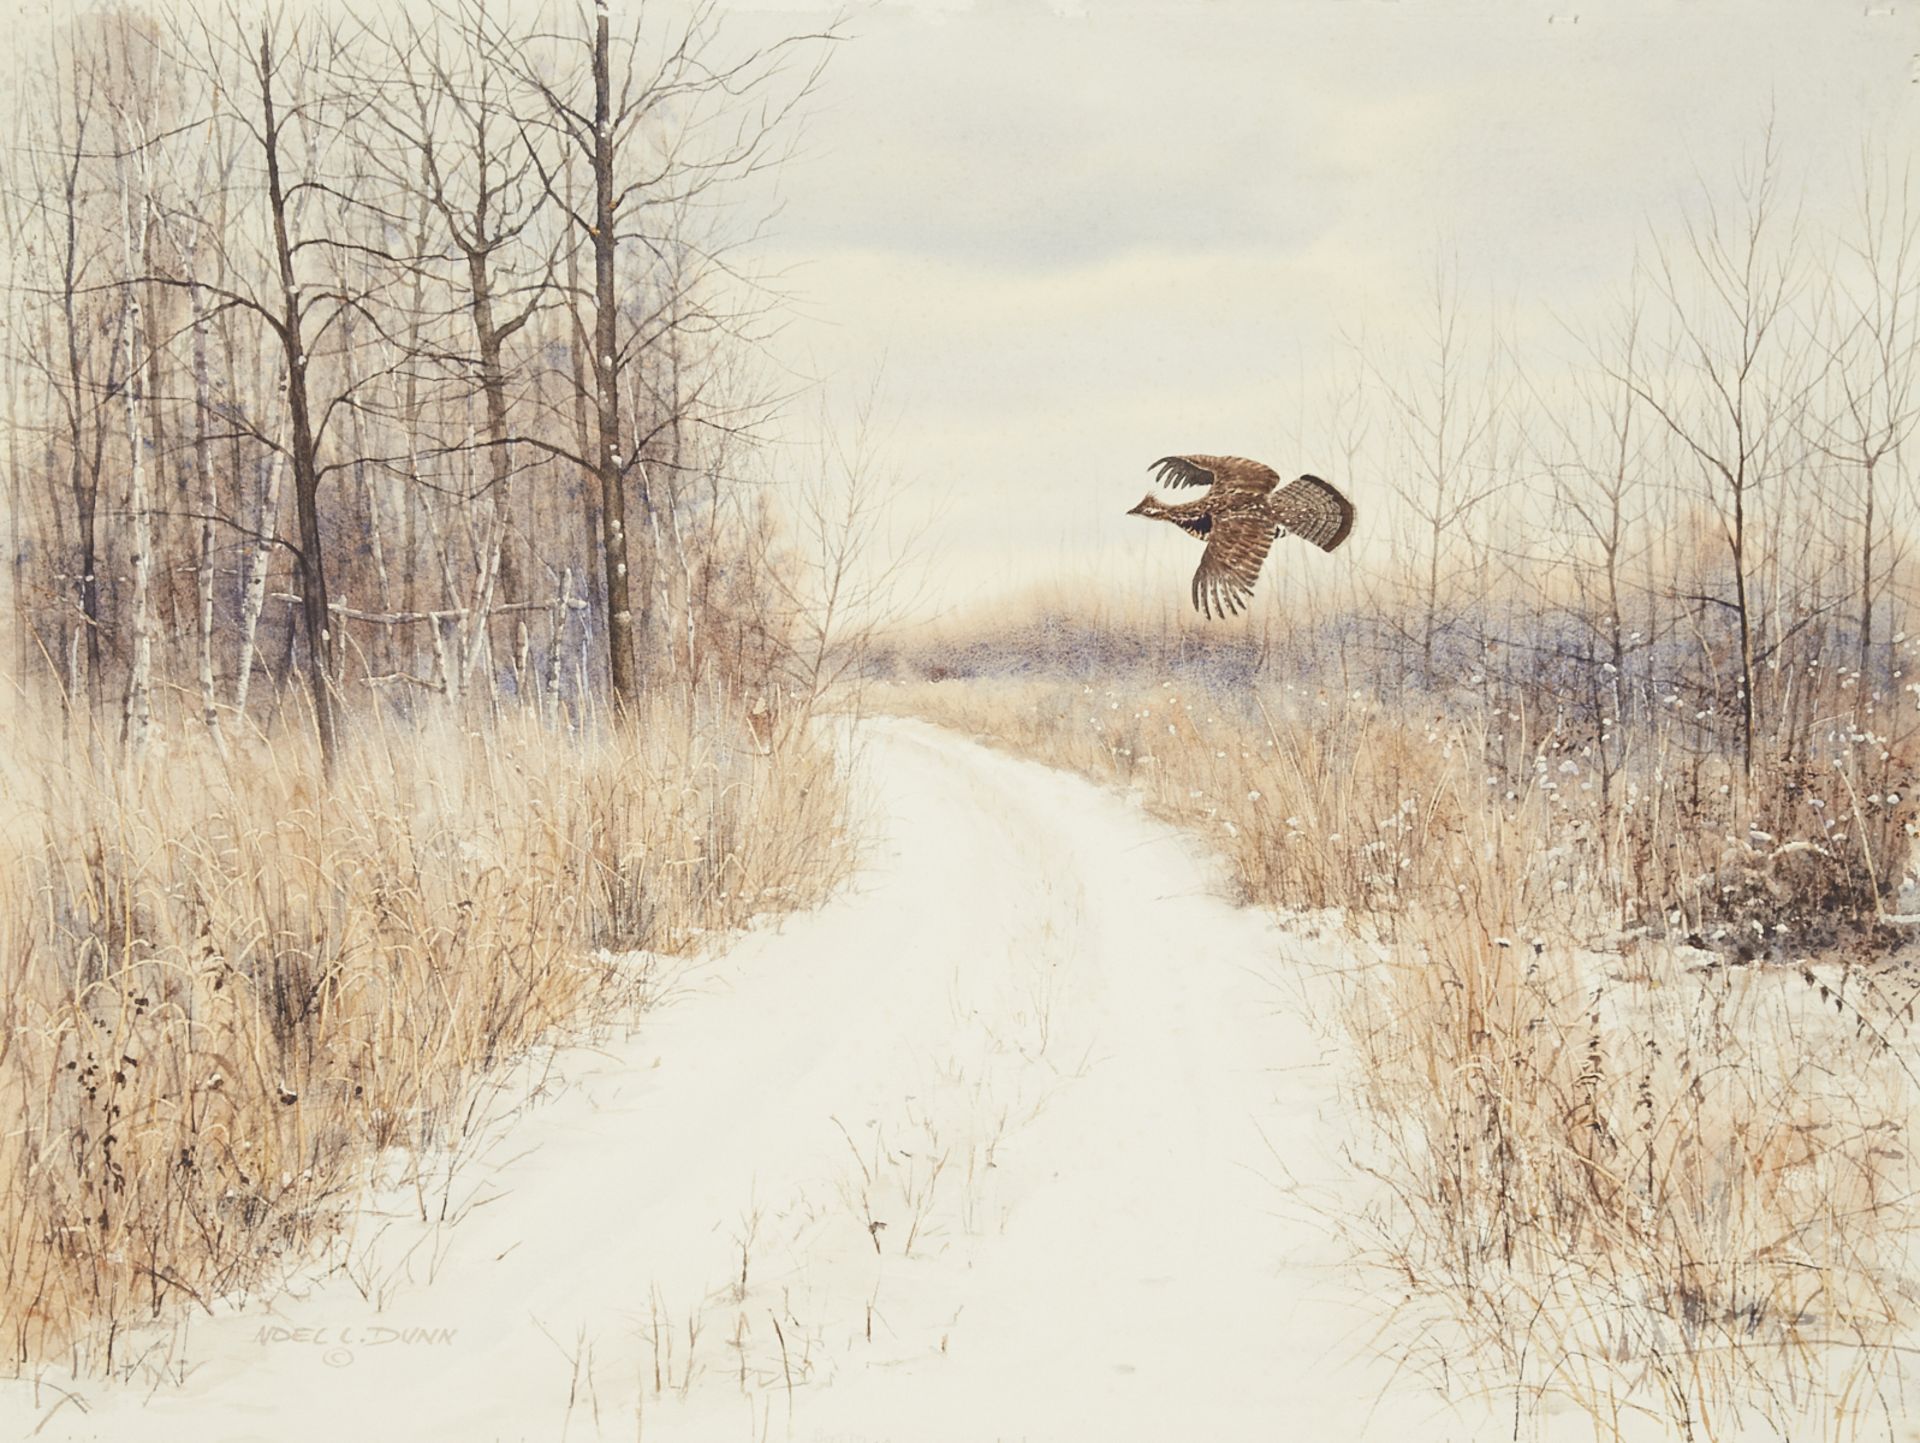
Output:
1,2,1918,1440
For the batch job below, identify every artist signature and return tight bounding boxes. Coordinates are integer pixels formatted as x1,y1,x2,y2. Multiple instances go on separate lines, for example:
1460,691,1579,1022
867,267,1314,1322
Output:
254,1324,458,1368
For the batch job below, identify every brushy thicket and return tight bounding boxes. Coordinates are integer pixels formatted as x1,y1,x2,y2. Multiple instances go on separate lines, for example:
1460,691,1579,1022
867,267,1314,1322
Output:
878,585,1920,1439
0,692,848,1374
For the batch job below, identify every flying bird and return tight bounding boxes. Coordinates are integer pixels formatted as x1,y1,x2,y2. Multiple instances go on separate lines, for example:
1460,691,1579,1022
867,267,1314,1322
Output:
1127,455,1355,618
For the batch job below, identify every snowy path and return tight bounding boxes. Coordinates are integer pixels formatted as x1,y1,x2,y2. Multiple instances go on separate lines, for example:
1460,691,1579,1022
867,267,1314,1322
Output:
2,719,1489,1443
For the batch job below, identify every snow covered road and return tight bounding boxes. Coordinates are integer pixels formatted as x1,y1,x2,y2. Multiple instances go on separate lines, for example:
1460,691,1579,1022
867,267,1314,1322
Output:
3,718,1487,1442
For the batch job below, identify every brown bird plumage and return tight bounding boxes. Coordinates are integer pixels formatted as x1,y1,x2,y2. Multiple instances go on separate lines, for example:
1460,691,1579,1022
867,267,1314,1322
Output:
1127,455,1355,619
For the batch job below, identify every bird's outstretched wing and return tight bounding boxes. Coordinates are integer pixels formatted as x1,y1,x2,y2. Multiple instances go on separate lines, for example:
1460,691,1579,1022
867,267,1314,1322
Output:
1271,474,1355,553
1150,454,1280,502
1191,511,1277,619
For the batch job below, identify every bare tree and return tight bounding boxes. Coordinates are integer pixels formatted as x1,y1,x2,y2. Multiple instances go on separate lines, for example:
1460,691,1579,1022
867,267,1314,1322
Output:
1807,153,1920,681
1536,285,1662,799
109,83,157,760
147,4,407,771
164,126,243,755
762,390,927,730
15,36,121,716
505,0,836,706
1368,257,1514,688
1618,133,1811,775
364,4,554,692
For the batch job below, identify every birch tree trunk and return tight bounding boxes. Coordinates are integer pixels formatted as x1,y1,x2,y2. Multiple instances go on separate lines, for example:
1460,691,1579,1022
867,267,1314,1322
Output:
234,450,285,716
590,6,638,707
116,135,154,763
187,274,228,757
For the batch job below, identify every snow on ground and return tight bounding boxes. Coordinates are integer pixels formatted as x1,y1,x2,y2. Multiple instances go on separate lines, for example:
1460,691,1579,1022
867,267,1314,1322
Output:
3,718,1579,1442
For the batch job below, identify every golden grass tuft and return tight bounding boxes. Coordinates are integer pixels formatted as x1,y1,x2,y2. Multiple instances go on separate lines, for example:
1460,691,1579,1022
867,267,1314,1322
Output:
1351,919,1919,1439
0,692,848,1373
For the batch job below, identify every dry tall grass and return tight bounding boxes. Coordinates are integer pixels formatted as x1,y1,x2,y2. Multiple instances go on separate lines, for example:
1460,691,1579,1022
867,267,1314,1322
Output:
0,689,848,1374
881,667,1920,1438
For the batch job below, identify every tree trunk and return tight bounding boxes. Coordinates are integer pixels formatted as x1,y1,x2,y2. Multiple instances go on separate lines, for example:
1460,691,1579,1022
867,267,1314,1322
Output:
142,230,174,648
117,149,153,763
58,105,104,720
187,276,228,758
460,249,515,694
1859,457,1876,680
234,450,284,715
258,26,339,773
562,162,604,664
1730,493,1756,778
592,8,636,707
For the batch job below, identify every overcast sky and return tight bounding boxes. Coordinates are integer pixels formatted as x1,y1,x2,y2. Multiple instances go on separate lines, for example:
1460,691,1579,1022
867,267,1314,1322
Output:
722,0,1920,619
11,0,1916,622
